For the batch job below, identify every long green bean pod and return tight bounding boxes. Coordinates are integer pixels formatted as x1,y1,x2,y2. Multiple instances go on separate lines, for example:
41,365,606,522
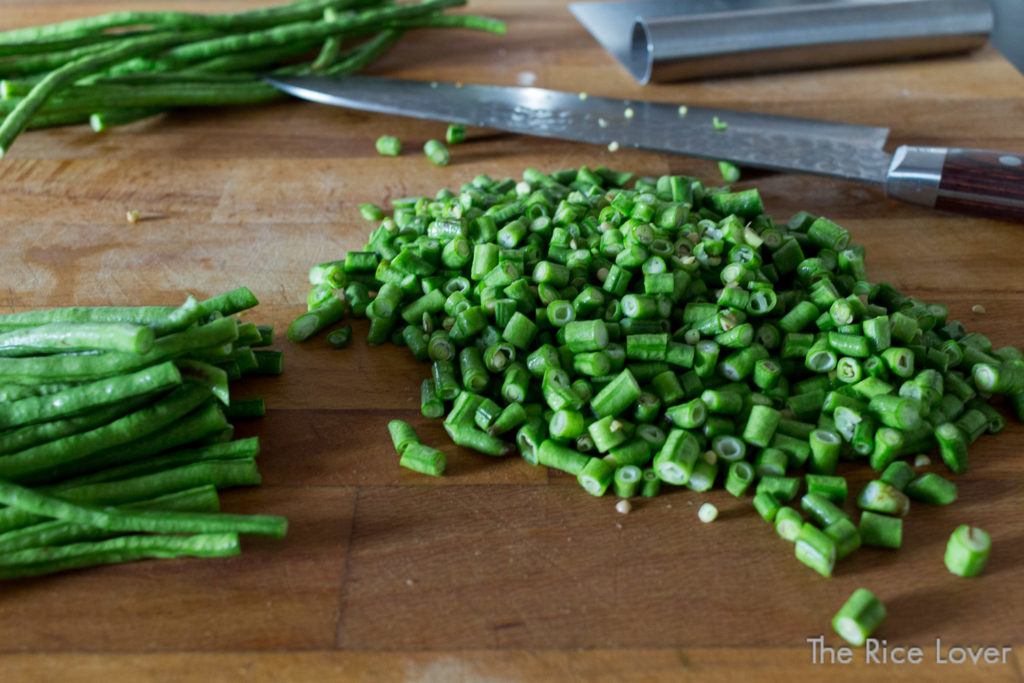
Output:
0,533,241,579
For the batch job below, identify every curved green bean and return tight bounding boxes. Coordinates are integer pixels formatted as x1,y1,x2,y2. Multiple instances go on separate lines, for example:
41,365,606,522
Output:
0,31,212,157
149,295,202,336
55,458,259,506
174,359,228,405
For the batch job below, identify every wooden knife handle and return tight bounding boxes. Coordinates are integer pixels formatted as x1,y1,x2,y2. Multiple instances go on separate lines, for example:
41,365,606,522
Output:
884,146,1024,222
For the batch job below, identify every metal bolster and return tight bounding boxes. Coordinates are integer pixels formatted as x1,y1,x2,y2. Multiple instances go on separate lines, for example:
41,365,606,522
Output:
883,145,948,208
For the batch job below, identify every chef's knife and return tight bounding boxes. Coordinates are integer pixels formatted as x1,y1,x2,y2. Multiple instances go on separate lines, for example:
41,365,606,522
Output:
265,75,1024,222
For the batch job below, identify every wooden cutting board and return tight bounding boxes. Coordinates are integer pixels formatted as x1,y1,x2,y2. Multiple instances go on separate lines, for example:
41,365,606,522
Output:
1,1,1023,680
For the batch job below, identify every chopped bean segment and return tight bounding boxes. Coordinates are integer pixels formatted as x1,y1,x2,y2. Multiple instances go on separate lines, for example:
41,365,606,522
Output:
833,588,886,647
944,524,990,577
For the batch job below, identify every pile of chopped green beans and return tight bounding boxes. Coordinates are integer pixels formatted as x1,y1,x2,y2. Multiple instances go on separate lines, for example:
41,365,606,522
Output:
291,166,1023,584
0,0,505,157
0,287,286,579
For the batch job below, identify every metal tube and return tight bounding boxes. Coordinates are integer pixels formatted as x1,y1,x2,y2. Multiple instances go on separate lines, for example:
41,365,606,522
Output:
614,0,993,83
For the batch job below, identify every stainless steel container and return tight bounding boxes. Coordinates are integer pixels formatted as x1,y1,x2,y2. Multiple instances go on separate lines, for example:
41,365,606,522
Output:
570,0,995,83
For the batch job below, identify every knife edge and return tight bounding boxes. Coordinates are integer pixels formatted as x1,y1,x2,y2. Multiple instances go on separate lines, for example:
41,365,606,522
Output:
264,75,893,184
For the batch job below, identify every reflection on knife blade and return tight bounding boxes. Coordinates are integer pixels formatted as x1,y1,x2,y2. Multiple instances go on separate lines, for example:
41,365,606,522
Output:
265,75,893,185
264,75,1024,222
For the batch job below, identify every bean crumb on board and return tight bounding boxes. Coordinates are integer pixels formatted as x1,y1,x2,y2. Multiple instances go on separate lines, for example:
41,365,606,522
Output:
698,502,719,523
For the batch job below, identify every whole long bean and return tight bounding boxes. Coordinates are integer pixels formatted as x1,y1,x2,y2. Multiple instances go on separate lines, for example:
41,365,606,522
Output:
0,322,155,355
0,31,213,156
0,476,286,538
2,2,505,156
319,27,402,76
0,394,153,456
0,382,212,482
0,304,175,330
0,456,253,536
0,382,76,403
53,458,261,507
52,436,259,490
191,39,323,75
0,484,221,554
0,38,141,78
0,361,181,430
0,533,241,579
0,32,134,59
393,13,507,33
30,398,229,486
89,71,261,87
310,7,345,70
149,0,464,70
0,1,369,45
0,315,238,382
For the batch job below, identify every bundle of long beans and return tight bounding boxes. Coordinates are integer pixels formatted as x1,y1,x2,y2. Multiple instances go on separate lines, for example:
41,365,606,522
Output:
0,0,506,156
0,287,287,578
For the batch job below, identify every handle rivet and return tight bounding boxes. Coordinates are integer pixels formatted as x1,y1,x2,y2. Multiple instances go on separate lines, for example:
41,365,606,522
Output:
998,155,1022,167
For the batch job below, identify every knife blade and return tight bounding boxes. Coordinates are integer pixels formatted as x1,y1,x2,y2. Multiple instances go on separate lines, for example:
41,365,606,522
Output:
265,75,1024,222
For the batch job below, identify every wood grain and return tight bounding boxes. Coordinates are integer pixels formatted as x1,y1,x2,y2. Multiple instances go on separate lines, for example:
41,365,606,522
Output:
1,1,1024,680
935,148,1024,221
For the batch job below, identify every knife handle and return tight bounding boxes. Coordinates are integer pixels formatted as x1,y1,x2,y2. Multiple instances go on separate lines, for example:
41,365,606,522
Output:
884,146,1024,222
